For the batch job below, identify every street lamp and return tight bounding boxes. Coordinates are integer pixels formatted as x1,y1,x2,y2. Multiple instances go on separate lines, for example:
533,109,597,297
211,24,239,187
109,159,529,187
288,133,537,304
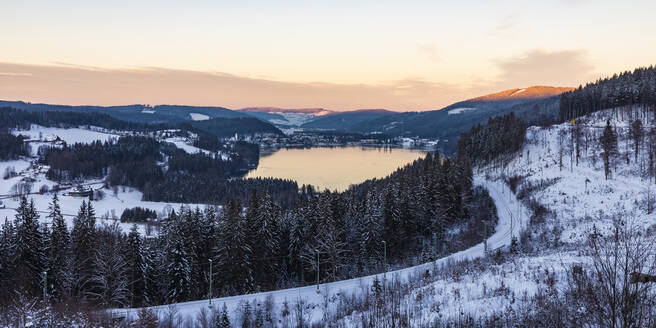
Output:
316,249,320,293
42,271,47,301
208,259,213,306
382,240,387,292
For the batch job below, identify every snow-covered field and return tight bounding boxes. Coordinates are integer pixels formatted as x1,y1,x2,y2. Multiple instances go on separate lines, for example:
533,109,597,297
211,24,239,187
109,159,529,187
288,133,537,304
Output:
448,107,476,115
11,124,119,144
0,158,205,235
164,137,211,155
0,125,212,235
189,113,210,121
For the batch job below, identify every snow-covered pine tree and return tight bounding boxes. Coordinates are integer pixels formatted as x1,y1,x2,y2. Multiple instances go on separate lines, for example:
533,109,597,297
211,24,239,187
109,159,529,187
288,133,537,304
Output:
251,190,281,289
214,199,253,294
142,240,166,306
47,193,70,301
125,224,144,307
216,303,231,328
382,185,402,260
87,223,130,307
71,200,97,298
166,233,191,302
0,219,17,305
15,197,46,296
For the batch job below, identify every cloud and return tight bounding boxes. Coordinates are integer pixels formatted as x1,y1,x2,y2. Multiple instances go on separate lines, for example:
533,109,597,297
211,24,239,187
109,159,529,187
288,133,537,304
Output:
494,49,595,88
0,62,475,111
0,72,32,77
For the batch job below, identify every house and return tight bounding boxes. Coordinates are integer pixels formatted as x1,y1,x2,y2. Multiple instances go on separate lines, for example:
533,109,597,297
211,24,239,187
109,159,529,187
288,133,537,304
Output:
68,185,93,197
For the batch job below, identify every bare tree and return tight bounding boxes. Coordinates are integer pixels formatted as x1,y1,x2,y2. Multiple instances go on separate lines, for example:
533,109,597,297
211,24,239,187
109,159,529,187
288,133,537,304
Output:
565,219,656,328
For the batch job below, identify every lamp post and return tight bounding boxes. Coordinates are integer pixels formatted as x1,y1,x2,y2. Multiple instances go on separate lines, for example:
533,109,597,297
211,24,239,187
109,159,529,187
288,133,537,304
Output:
209,259,213,306
382,240,387,292
316,249,320,293
42,271,47,301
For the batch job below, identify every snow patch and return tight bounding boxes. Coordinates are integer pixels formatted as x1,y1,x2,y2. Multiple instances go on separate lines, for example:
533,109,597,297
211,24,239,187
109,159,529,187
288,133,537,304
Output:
448,107,476,115
189,113,210,121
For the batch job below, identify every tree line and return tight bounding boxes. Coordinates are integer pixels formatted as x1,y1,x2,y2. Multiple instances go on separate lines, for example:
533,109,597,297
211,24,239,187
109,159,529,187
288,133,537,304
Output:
456,112,527,165
0,133,30,160
559,66,656,122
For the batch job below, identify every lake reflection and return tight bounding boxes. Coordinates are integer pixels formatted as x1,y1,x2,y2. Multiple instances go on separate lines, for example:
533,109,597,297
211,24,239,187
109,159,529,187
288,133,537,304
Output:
245,146,427,191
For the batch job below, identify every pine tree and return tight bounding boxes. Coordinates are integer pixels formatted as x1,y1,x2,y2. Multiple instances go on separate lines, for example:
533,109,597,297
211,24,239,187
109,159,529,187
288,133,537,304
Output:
166,234,191,303
0,219,17,304
601,120,618,179
249,191,281,289
87,224,130,307
215,199,253,294
142,242,165,306
15,197,46,296
382,186,401,260
216,303,231,328
125,224,144,307
71,200,97,297
629,119,643,161
47,193,70,300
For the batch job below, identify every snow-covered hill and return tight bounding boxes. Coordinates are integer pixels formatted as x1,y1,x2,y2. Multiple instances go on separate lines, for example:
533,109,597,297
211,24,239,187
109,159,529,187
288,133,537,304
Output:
111,106,656,326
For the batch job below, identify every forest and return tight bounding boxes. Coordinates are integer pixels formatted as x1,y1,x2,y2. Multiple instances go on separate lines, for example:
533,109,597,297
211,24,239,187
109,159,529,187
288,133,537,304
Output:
40,136,297,206
559,66,656,122
0,133,30,160
0,147,496,317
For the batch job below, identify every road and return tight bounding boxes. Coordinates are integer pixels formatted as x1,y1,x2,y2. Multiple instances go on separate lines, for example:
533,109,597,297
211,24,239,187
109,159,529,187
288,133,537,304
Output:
112,176,529,323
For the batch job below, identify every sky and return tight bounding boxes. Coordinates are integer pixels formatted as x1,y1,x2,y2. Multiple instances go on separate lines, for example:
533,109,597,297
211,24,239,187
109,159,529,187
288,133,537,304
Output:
1,0,655,111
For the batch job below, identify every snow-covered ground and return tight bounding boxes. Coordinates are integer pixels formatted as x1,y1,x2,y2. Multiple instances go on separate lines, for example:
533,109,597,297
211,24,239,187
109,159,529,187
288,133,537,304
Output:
448,107,476,115
112,107,656,326
0,159,205,235
269,112,317,127
164,137,211,155
112,176,529,324
11,124,119,144
0,125,212,235
189,113,210,121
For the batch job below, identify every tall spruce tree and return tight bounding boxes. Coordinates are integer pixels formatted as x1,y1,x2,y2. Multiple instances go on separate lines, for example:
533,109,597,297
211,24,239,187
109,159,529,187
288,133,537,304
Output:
15,197,46,296
71,200,97,297
47,193,70,300
215,199,253,294
601,120,618,179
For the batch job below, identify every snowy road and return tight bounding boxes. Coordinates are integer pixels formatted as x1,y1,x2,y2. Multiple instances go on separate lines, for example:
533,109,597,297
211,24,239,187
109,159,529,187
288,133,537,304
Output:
112,176,529,323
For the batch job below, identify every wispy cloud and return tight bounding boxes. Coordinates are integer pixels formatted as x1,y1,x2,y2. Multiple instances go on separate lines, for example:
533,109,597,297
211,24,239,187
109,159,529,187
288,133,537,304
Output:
0,72,32,77
494,49,595,88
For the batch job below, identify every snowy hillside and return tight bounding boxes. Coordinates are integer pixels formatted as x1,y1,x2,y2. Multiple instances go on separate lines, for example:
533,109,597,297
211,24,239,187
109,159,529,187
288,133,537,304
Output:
0,125,211,235
111,106,656,326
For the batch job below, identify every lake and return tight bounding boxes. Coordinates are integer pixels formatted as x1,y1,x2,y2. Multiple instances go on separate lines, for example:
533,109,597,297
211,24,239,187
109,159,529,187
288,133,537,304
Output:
245,146,427,191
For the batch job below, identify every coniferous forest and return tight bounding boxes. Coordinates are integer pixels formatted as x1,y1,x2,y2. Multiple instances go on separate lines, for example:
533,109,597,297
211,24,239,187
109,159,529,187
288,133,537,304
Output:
559,66,656,122
0,149,496,310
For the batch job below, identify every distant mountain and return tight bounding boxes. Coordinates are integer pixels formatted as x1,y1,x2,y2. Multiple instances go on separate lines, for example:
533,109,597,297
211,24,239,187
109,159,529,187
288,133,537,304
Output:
468,86,574,102
0,100,284,136
237,107,337,128
239,107,335,116
0,100,250,124
299,86,572,153
300,109,397,130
